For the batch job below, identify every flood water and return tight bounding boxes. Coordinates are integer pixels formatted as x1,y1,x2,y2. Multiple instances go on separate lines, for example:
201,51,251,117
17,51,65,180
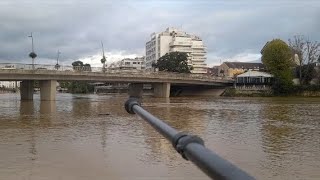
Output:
0,93,319,180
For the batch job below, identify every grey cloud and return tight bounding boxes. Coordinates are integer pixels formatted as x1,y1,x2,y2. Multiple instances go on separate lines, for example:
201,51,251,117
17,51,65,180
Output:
0,0,319,66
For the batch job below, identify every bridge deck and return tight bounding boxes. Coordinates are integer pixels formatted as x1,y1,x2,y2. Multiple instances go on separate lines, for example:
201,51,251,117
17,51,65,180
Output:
0,69,233,86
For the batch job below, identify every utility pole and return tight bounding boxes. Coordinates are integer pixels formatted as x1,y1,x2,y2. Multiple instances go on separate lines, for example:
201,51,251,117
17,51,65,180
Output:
28,33,37,70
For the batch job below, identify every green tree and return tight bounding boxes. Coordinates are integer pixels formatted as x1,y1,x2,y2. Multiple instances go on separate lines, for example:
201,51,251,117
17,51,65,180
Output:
84,63,92,72
262,39,294,94
59,81,93,94
154,52,192,73
68,61,93,93
71,61,91,72
72,60,84,67
295,65,316,85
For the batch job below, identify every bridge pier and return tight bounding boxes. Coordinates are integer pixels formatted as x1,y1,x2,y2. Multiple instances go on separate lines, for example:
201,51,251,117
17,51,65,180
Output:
128,83,143,98
153,82,171,98
20,80,34,100
39,80,57,101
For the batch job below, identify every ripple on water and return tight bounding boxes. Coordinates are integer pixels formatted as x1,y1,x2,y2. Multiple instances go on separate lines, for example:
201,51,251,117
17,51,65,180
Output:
0,94,319,180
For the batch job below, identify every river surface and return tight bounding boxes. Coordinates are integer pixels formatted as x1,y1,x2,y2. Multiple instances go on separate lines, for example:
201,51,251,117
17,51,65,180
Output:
0,93,319,180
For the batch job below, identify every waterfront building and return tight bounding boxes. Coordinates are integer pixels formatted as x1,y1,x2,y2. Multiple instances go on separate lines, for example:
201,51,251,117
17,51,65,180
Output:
235,70,273,90
145,27,207,74
218,62,265,78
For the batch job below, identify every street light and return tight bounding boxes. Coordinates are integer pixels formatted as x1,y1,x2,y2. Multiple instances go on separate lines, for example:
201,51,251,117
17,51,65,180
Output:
101,41,107,73
28,32,37,70
55,50,61,70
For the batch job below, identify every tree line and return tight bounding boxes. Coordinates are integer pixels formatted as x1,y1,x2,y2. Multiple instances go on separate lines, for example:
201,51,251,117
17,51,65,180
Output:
261,36,320,95
59,60,94,93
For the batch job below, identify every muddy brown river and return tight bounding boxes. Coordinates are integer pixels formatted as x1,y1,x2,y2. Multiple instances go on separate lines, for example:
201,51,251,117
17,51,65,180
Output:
0,93,319,180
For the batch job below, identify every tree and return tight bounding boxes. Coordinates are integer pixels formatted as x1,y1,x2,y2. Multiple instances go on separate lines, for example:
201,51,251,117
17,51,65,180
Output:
72,60,84,71
262,39,294,94
154,52,192,73
59,81,94,94
72,61,91,72
84,63,92,72
288,35,305,84
289,35,320,84
295,65,316,85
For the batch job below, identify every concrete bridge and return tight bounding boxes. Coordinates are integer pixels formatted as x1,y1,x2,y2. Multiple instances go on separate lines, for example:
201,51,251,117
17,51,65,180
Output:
0,63,233,100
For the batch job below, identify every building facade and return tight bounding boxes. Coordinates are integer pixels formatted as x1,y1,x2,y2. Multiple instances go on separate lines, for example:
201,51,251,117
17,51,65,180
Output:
218,62,265,78
145,27,207,74
0,81,20,89
109,57,145,70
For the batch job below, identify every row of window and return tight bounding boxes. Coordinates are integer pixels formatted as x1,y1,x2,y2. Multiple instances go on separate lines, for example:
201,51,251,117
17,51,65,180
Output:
146,41,156,49
123,61,144,65
146,54,156,61
146,47,156,55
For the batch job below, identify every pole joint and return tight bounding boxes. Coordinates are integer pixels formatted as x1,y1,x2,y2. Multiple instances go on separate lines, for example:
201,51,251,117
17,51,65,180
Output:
172,132,204,160
125,98,141,114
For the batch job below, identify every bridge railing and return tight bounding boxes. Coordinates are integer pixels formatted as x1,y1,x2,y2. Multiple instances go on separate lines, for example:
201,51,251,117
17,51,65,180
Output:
0,63,233,82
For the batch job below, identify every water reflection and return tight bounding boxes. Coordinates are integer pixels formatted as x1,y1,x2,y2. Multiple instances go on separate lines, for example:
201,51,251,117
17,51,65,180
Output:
20,101,35,116
261,102,294,155
259,98,320,179
40,100,56,114
72,95,92,117
19,101,38,161
0,94,319,179
140,97,208,166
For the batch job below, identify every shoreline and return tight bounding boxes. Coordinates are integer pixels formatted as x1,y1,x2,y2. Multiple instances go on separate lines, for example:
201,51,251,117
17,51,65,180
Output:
222,87,320,97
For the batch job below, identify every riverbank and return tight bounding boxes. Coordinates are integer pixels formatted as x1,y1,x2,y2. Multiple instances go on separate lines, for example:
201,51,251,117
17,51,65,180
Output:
223,85,320,97
222,88,273,97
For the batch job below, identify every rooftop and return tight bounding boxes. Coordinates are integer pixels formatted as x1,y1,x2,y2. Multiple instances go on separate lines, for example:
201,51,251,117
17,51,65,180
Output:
237,70,273,78
223,62,265,69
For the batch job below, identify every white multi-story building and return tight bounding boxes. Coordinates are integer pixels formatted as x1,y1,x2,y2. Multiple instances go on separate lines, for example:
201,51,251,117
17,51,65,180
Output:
145,27,207,74
0,81,20,89
109,57,145,70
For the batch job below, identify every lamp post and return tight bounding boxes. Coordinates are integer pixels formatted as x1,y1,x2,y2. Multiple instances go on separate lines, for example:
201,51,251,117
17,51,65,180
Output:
28,33,37,70
101,41,107,73
55,50,61,70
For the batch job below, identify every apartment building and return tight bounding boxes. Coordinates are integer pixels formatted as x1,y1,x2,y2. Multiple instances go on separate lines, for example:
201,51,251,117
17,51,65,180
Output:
109,57,145,70
145,27,207,74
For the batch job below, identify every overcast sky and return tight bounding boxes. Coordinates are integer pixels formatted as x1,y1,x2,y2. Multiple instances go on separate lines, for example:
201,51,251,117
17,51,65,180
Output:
0,0,319,67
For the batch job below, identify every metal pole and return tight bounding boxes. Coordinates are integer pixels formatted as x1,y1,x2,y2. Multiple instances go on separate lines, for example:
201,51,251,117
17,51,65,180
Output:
125,98,255,180
30,32,34,70
56,50,60,65
30,32,34,52
28,32,35,70
31,33,34,70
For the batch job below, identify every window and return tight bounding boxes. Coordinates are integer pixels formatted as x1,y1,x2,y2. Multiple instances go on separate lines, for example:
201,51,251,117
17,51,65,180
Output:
133,62,137,64
125,62,130,65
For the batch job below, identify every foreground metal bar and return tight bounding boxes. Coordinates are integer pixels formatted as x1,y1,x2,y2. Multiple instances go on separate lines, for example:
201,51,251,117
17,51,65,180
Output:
125,98,255,180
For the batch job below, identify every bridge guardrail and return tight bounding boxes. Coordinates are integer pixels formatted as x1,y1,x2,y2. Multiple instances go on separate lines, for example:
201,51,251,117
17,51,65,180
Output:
0,63,233,83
